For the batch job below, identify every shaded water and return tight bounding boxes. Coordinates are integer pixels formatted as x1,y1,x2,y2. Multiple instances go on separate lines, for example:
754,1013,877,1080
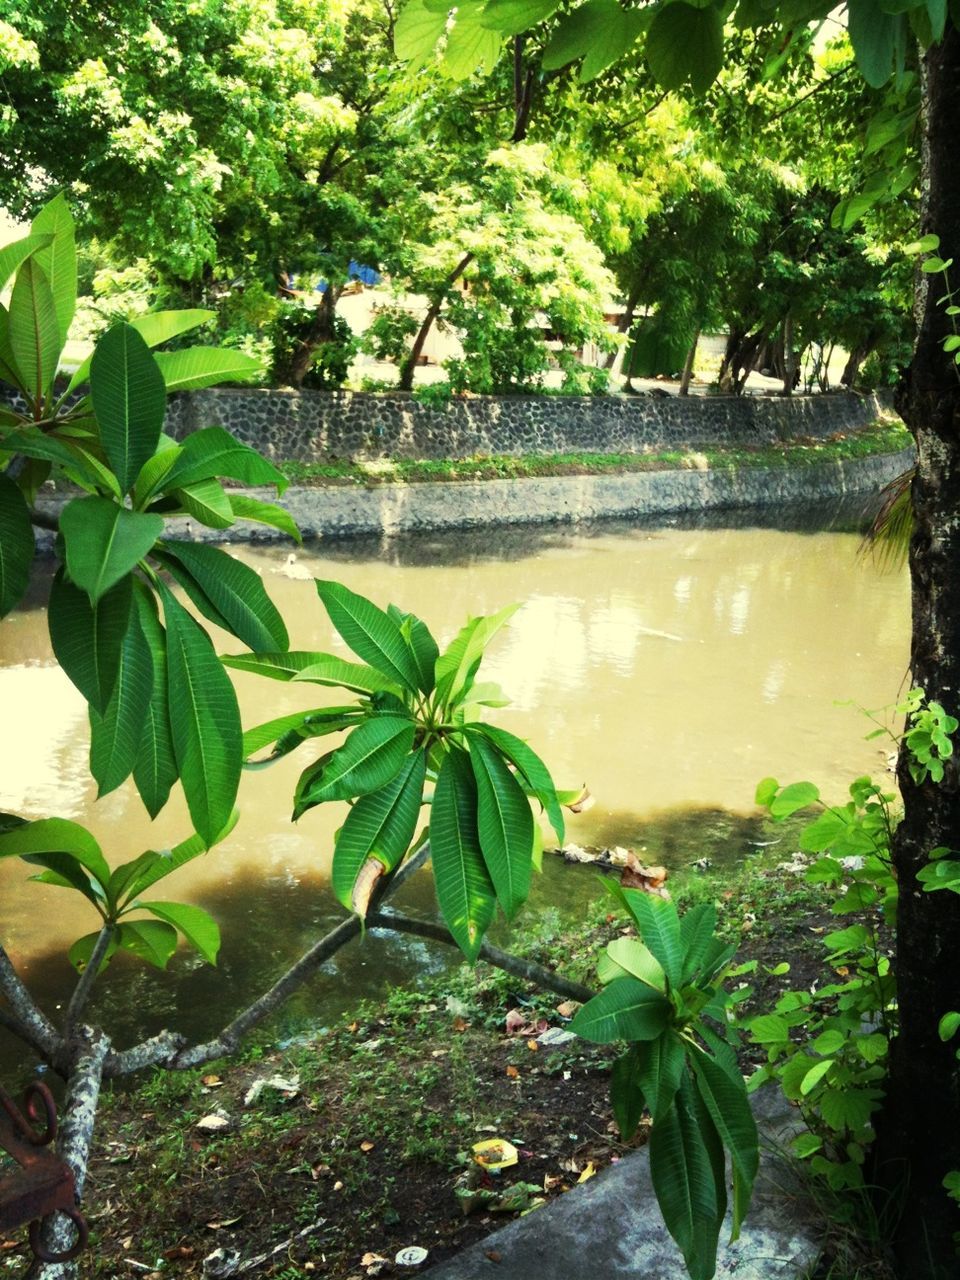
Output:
0,504,909,1068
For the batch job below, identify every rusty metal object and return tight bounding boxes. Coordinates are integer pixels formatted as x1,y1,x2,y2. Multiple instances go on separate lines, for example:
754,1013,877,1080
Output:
0,1080,88,1262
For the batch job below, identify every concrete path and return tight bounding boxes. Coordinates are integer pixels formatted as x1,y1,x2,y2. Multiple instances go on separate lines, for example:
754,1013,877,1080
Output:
428,1092,821,1280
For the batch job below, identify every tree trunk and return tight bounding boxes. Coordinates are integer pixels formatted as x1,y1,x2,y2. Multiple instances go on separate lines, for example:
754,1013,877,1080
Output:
678,329,700,396
841,342,870,388
398,253,474,391
885,23,960,1278
607,285,642,372
781,313,797,396
277,287,337,388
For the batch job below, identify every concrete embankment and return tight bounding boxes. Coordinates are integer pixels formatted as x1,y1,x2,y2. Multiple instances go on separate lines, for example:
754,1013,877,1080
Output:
201,447,915,541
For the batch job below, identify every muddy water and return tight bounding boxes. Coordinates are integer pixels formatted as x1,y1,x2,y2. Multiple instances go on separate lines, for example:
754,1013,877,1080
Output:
0,510,908,1066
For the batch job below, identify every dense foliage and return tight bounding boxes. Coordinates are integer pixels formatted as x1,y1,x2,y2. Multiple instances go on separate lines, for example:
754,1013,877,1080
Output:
0,1,915,392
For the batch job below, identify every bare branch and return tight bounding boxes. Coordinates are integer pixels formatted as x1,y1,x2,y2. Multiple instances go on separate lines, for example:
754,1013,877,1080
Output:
0,944,63,1064
131,843,435,1073
28,508,60,533
64,924,114,1031
367,911,596,1004
29,1027,110,1280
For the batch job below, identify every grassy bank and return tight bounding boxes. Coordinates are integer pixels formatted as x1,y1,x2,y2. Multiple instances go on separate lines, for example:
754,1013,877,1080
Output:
49,842,893,1280
279,420,911,489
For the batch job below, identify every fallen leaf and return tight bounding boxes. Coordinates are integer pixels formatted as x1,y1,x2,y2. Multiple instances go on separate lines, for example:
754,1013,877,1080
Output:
555,1001,580,1019
559,1157,581,1173
348,1021,359,1032
543,1173,565,1192
311,1163,333,1179
202,1074,223,1088
362,1253,388,1266
195,1113,230,1132
577,1162,597,1183
162,1245,195,1260
205,1216,244,1230
526,1039,539,1052
505,1065,519,1079
485,1250,502,1263
334,1180,344,1192
360,1140,375,1152
451,1016,469,1033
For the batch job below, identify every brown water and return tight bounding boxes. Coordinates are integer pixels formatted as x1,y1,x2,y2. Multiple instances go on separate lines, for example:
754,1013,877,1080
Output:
0,511,909,1067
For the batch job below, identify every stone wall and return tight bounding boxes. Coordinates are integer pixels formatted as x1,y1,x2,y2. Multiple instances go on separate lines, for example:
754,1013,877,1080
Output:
164,388,888,463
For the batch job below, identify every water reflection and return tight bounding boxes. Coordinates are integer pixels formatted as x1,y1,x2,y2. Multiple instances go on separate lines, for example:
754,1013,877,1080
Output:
0,505,909,1071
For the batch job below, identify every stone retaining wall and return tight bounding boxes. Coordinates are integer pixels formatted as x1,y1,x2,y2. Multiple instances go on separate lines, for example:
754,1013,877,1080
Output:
165,388,888,463
161,447,914,542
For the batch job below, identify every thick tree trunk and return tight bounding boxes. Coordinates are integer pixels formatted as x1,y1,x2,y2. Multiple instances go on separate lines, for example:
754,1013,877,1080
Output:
885,23,960,1278
841,341,871,388
678,329,699,396
276,288,337,388
398,253,474,391
607,285,642,372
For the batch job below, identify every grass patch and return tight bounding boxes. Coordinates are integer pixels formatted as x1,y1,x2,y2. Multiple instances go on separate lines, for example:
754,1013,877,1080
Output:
61,841,882,1279
279,420,912,489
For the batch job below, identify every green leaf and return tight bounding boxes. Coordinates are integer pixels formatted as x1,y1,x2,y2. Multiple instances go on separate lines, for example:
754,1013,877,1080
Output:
9,257,60,404
434,603,518,706
570,977,671,1044
160,583,242,845
904,234,940,254
158,541,288,652
819,1087,880,1134
646,1,723,95
769,780,819,818
388,604,440,696
108,850,166,912
610,1045,645,1138
69,930,119,975
48,568,132,713
634,1032,686,1122
690,1049,759,1236
0,473,34,617
939,1012,960,1042
294,715,416,813
31,193,76,349
60,496,162,602
174,478,235,529
623,892,683,990
290,654,402,696
480,0,561,35
430,745,498,960
603,935,666,991
132,309,217,349
442,5,503,79
138,901,221,965
0,817,110,892
132,587,178,818
315,580,421,694
395,0,447,71
0,232,54,295
243,708,360,759
926,0,947,41
748,1013,790,1044
648,1075,724,1280
847,0,899,87
679,903,718,983
332,749,426,913
220,649,344,682
469,732,533,919
89,599,155,797
122,820,237,899
465,723,564,842
116,919,179,969
24,852,104,906
754,776,779,807
90,322,167,495
228,494,301,543
153,346,264,392
161,426,287,494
